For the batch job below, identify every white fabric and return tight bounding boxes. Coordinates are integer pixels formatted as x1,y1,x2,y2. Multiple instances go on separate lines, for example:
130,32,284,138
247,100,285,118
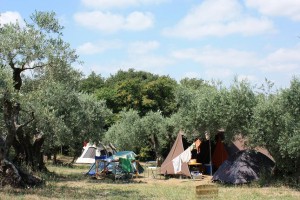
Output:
180,148,192,163
172,146,192,174
172,155,182,174
95,148,101,157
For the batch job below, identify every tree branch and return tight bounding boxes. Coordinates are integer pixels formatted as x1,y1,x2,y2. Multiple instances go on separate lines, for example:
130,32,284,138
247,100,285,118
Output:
20,112,35,129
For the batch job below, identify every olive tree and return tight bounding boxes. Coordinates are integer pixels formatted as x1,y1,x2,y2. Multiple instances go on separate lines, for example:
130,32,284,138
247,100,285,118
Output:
176,79,256,141
0,11,79,187
105,109,141,151
247,78,300,175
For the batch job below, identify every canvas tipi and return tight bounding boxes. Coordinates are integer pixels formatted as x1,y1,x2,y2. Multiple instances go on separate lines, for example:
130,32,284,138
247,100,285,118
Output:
160,131,191,177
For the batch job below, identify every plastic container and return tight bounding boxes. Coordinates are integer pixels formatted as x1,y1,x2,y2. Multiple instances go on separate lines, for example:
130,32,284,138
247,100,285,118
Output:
191,171,202,179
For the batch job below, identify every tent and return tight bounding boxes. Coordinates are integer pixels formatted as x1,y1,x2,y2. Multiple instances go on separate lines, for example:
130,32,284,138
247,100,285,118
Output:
86,151,143,176
231,134,274,162
197,131,273,174
160,131,191,177
160,130,274,179
75,142,117,164
212,150,275,184
212,139,229,169
191,132,233,174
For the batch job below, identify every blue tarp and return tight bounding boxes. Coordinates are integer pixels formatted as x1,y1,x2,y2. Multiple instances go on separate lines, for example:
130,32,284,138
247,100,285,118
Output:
86,151,143,175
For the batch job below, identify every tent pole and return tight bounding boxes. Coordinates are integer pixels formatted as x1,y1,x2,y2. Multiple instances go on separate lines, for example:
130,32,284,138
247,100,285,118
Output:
205,131,212,176
209,138,212,176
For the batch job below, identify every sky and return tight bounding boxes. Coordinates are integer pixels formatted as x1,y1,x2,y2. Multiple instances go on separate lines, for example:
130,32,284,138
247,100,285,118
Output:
1,0,300,89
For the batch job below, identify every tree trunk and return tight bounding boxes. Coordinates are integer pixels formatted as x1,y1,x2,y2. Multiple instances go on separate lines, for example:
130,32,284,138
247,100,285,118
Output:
0,136,43,188
0,66,44,187
149,134,162,163
53,153,57,165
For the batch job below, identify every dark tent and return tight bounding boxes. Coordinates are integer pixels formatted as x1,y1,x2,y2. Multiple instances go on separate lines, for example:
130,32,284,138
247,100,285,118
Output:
212,150,275,184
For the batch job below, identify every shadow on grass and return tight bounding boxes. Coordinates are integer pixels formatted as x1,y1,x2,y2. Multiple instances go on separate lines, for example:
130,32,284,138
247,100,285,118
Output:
38,170,89,183
2,184,148,199
86,176,148,185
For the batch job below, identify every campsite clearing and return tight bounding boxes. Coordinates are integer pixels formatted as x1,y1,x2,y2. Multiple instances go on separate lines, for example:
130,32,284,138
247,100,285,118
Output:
0,163,299,200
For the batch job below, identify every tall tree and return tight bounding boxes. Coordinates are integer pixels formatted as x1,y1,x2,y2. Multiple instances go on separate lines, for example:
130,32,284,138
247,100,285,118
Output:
25,81,111,164
139,111,167,160
105,109,168,160
176,79,256,140
104,109,141,151
95,69,178,117
247,78,300,175
0,11,78,187
79,71,105,94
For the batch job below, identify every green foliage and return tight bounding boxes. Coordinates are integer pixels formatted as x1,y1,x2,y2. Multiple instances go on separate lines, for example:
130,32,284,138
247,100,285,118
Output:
176,78,256,141
0,67,13,97
0,11,110,163
139,111,167,157
21,79,111,157
142,76,178,116
0,11,79,76
247,77,300,174
179,77,208,90
138,146,152,161
0,68,14,134
30,11,64,34
95,69,178,118
105,109,141,151
79,71,105,94
105,110,168,158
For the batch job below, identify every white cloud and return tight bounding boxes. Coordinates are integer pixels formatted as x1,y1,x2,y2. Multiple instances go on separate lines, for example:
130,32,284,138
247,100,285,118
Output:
246,0,300,21
77,40,122,55
172,44,300,81
204,68,233,79
81,0,169,9
124,12,154,30
87,54,174,77
0,11,24,27
163,0,274,39
260,46,300,72
74,11,154,32
171,46,258,68
124,54,174,70
128,40,160,54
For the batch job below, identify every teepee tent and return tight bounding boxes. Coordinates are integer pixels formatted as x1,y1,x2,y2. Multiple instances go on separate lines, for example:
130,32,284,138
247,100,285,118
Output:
160,131,191,177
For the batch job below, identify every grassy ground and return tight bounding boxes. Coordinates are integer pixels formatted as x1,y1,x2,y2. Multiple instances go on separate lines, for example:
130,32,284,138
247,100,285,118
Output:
0,158,299,200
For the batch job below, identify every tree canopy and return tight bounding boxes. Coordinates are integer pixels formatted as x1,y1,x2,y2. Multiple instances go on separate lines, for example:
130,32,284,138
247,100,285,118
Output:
94,69,178,117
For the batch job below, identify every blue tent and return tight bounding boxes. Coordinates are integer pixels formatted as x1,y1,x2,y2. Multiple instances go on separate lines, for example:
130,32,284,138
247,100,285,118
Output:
87,151,144,176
